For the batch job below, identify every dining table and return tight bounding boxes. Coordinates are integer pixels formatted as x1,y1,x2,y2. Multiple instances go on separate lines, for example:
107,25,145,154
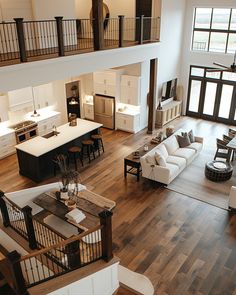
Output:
227,137,236,150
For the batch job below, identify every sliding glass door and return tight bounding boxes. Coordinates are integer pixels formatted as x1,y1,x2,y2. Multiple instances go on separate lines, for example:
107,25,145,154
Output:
186,66,236,125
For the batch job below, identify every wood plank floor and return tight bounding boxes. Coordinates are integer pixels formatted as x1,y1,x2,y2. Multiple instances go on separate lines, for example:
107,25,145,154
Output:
0,116,236,294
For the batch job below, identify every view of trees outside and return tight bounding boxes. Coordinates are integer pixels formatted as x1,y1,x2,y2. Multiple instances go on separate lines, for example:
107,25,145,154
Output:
192,8,236,53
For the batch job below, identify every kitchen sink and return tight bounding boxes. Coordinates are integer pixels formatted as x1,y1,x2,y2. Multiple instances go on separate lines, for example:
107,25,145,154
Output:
42,131,60,139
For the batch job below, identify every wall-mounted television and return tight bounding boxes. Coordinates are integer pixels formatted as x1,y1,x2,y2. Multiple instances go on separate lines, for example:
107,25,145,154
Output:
161,78,177,101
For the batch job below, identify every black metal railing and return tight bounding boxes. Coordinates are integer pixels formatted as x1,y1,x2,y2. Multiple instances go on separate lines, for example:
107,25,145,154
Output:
0,193,65,250
0,21,20,61
20,225,103,288
0,190,113,292
0,16,160,65
4,198,28,239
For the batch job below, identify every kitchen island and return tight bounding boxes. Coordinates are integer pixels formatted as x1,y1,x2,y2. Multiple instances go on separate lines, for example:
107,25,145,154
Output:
15,119,102,182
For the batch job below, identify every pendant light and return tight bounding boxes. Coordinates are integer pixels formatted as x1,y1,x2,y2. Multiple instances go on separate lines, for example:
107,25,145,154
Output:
31,87,40,117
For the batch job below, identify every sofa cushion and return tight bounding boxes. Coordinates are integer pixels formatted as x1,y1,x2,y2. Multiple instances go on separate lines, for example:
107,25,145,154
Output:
155,152,166,167
187,142,202,153
156,144,169,159
166,155,186,169
165,163,179,177
172,148,196,164
164,135,179,155
176,134,191,148
146,155,156,165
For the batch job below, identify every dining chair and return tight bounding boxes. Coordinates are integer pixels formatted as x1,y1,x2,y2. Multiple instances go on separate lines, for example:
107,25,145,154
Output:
214,138,232,163
223,134,235,161
229,128,236,137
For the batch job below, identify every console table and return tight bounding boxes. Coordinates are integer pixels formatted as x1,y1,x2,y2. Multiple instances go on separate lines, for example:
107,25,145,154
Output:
156,100,182,128
124,143,157,181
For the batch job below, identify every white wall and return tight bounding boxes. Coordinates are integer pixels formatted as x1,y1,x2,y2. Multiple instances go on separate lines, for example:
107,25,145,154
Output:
75,0,135,19
180,0,236,113
0,43,159,92
32,0,76,20
0,0,33,21
156,0,187,103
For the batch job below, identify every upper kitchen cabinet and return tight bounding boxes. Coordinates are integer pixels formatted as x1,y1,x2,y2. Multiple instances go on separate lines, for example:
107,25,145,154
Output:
8,87,33,111
120,75,141,106
0,94,9,122
93,70,124,98
33,83,54,109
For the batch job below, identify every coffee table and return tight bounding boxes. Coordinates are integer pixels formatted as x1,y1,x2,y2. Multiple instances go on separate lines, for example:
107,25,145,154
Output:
205,160,233,182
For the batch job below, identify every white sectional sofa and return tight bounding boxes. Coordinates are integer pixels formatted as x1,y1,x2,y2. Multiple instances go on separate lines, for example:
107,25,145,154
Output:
140,129,203,185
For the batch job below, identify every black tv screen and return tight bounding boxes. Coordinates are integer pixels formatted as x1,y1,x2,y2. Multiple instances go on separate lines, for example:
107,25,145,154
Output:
162,78,177,101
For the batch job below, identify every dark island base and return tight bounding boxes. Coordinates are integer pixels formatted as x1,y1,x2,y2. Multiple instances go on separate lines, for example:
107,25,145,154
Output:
17,129,100,182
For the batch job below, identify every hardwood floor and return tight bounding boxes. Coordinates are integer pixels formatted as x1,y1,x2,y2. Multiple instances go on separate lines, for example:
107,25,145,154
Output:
1,116,236,294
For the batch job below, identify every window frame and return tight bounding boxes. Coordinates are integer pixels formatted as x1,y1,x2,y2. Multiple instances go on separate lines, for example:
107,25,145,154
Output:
192,7,236,53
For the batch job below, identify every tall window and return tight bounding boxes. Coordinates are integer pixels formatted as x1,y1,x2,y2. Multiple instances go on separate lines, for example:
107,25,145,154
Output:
192,8,236,53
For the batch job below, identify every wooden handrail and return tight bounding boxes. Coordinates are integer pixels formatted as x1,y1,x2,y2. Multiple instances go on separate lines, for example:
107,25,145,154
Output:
20,224,103,261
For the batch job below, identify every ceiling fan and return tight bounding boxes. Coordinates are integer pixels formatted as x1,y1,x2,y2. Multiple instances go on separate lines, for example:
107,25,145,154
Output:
206,50,236,72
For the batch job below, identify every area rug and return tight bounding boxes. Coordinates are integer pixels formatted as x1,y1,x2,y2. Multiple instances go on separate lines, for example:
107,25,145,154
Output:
167,145,236,210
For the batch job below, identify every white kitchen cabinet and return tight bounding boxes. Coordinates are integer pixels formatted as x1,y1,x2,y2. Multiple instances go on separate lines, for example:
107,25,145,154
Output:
8,87,33,111
33,83,54,109
120,75,141,106
84,103,94,121
116,112,140,133
37,113,61,136
0,95,9,122
93,70,123,98
0,132,16,159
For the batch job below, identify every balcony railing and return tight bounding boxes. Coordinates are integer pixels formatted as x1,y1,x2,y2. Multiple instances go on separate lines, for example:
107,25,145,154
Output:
0,16,160,65
0,190,113,294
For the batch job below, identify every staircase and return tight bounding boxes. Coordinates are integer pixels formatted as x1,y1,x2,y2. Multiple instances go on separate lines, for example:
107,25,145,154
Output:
116,285,138,294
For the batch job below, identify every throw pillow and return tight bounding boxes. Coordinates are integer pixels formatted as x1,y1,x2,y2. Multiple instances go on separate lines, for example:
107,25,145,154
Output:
155,152,166,167
146,155,156,165
181,130,195,143
188,130,195,143
176,134,191,148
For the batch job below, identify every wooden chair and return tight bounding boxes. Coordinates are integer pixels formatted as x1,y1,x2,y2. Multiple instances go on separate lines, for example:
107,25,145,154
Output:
229,128,236,138
223,134,232,143
214,138,232,163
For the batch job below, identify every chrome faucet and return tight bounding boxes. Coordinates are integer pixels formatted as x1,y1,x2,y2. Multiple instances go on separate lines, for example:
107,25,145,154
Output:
52,125,58,135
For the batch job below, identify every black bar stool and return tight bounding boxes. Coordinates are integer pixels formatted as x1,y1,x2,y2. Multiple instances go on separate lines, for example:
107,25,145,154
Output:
91,134,104,156
68,146,83,170
81,140,95,163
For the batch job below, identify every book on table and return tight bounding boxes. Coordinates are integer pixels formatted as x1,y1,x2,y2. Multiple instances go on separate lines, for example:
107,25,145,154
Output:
65,208,86,224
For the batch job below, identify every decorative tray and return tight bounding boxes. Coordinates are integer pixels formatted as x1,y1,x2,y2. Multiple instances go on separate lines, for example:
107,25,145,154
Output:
213,162,227,169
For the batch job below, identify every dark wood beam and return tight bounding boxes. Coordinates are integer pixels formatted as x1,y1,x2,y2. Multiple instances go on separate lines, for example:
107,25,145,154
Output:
92,0,104,50
147,58,158,134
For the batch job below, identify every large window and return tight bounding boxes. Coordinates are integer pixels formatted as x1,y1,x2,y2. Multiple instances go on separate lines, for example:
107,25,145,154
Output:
192,8,236,53
186,66,236,125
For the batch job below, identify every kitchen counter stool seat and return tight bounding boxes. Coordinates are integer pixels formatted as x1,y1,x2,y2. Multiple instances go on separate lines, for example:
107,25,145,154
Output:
68,146,83,170
82,140,95,163
91,134,104,156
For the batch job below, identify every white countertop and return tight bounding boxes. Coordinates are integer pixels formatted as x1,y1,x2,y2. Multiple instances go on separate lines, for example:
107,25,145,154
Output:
116,109,140,116
15,119,102,157
0,110,61,137
24,110,61,122
0,124,14,137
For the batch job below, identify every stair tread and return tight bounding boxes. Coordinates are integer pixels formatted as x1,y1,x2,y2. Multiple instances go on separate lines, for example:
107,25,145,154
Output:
116,285,138,295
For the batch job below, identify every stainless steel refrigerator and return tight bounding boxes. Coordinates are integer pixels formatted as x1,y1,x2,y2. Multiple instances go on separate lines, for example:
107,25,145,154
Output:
94,95,115,129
